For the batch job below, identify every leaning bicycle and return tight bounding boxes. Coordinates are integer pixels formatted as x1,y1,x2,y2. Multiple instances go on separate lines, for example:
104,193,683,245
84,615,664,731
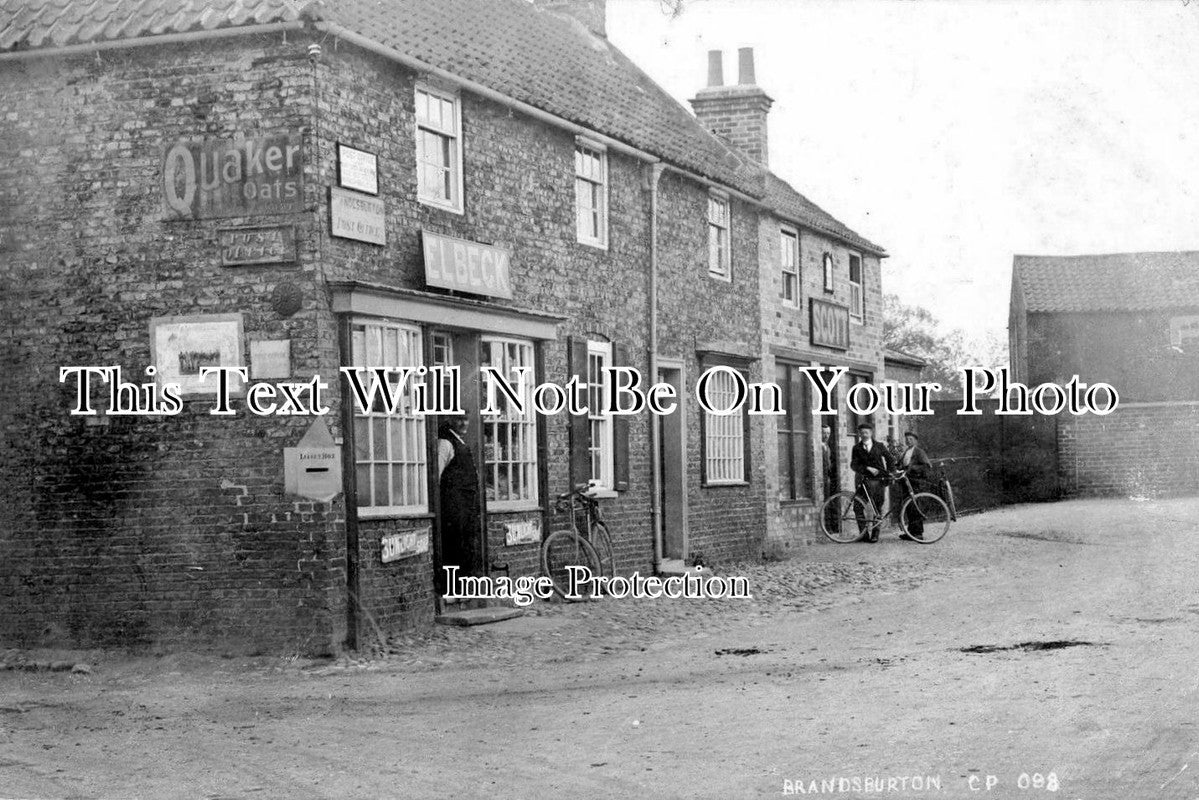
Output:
540,482,616,599
820,468,952,544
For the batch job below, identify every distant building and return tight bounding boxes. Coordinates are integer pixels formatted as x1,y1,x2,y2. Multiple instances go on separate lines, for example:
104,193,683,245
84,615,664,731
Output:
1010,252,1199,496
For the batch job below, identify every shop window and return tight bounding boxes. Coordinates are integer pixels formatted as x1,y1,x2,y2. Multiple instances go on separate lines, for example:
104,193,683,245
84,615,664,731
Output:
781,228,799,306
481,337,539,507
350,321,427,515
415,84,463,212
587,340,614,489
849,253,864,321
703,368,747,485
708,192,731,280
575,141,607,248
776,362,812,501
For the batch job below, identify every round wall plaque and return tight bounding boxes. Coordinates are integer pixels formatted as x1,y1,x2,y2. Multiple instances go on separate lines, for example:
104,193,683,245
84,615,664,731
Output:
271,282,304,318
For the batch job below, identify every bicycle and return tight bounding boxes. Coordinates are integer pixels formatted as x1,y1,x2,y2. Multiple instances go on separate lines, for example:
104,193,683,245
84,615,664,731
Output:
820,468,952,544
539,482,616,600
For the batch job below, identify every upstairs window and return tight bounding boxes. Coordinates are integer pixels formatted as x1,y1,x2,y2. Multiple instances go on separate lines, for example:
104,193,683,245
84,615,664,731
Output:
575,141,608,248
823,252,835,293
708,193,731,280
415,84,463,212
848,253,864,321
781,228,799,306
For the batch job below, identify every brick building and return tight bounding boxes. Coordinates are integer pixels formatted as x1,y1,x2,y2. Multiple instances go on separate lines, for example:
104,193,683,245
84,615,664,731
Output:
0,0,885,652
687,48,890,548
1010,252,1199,497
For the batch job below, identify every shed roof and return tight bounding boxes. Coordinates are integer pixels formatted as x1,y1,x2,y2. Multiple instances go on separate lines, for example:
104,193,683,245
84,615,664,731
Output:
1012,252,1199,313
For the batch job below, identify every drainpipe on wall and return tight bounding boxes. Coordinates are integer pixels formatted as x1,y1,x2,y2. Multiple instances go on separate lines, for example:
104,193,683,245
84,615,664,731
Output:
645,163,665,573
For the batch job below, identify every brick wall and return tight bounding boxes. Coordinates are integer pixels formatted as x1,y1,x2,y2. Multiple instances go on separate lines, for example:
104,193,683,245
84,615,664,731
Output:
1026,311,1199,402
0,35,346,653
1058,402,1199,497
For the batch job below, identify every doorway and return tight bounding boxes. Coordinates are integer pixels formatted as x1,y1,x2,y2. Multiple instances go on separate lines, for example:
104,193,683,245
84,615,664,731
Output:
429,329,486,597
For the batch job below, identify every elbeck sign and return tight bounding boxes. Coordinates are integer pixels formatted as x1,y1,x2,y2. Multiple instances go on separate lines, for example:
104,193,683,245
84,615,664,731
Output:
810,298,850,350
163,134,303,220
422,230,513,299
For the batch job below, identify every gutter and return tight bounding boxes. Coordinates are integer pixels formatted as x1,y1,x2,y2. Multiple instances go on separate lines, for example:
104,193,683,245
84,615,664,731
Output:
0,22,306,62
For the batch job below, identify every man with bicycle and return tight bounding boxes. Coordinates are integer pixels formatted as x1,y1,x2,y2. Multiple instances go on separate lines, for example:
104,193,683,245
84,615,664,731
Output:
850,422,893,543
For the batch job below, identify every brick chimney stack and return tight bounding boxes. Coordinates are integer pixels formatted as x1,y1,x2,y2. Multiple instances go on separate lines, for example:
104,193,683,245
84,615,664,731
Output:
690,48,774,167
535,0,606,38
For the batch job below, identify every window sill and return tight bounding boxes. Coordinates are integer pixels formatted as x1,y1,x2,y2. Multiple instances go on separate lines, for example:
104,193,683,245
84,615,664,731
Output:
704,480,748,488
588,488,619,499
577,237,608,251
708,271,732,283
418,196,464,215
356,508,434,521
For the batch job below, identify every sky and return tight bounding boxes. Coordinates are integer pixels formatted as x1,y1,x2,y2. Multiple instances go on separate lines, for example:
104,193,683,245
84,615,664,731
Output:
606,0,1199,347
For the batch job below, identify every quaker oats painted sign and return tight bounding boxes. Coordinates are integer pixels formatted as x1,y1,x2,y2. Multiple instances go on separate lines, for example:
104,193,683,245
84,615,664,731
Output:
162,134,304,220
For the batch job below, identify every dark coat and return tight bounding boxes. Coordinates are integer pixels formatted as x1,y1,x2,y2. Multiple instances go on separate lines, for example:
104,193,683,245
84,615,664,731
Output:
850,440,893,483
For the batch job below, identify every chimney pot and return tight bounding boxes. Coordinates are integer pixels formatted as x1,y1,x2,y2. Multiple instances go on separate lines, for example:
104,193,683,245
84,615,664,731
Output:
707,50,724,88
738,47,756,85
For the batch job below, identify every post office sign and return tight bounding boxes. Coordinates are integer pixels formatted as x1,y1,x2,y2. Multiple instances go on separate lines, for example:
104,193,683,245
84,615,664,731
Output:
330,187,386,245
162,133,304,220
218,225,296,266
422,229,513,299
810,298,850,351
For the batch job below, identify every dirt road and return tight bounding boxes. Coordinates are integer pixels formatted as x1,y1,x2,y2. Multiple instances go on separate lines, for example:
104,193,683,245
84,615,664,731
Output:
2,497,1197,799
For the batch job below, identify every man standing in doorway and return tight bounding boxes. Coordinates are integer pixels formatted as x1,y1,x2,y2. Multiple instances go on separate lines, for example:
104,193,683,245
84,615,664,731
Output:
438,415,482,585
850,422,893,543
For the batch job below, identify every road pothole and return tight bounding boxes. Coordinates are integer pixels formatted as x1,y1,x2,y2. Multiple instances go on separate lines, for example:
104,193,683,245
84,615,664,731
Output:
959,640,1104,654
715,647,765,657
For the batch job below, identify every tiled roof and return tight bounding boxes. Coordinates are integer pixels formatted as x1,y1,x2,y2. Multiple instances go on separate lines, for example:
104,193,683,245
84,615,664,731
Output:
764,172,885,256
1013,252,1199,313
0,0,757,194
0,1,312,50
884,348,926,367
0,0,884,242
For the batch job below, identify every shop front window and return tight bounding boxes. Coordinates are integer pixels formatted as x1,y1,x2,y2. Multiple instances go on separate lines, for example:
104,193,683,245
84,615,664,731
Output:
481,337,539,507
350,321,427,515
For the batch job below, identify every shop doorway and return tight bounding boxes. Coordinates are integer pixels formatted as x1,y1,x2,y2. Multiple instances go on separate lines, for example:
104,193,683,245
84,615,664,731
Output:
657,360,687,561
429,330,486,596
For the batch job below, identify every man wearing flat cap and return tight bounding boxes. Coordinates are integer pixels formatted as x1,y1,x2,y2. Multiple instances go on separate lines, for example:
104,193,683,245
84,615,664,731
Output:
897,430,933,540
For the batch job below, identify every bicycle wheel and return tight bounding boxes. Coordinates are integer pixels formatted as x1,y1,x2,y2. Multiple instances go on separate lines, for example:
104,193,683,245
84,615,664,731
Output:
587,519,616,579
540,529,602,600
820,490,869,543
900,492,952,544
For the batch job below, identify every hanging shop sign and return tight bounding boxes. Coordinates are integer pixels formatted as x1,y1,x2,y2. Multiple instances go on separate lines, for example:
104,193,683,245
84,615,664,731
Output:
162,133,304,220
336,143,379,196
810,298,850,351
421,229,513,299
330,187,386,245
218,225,296,266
